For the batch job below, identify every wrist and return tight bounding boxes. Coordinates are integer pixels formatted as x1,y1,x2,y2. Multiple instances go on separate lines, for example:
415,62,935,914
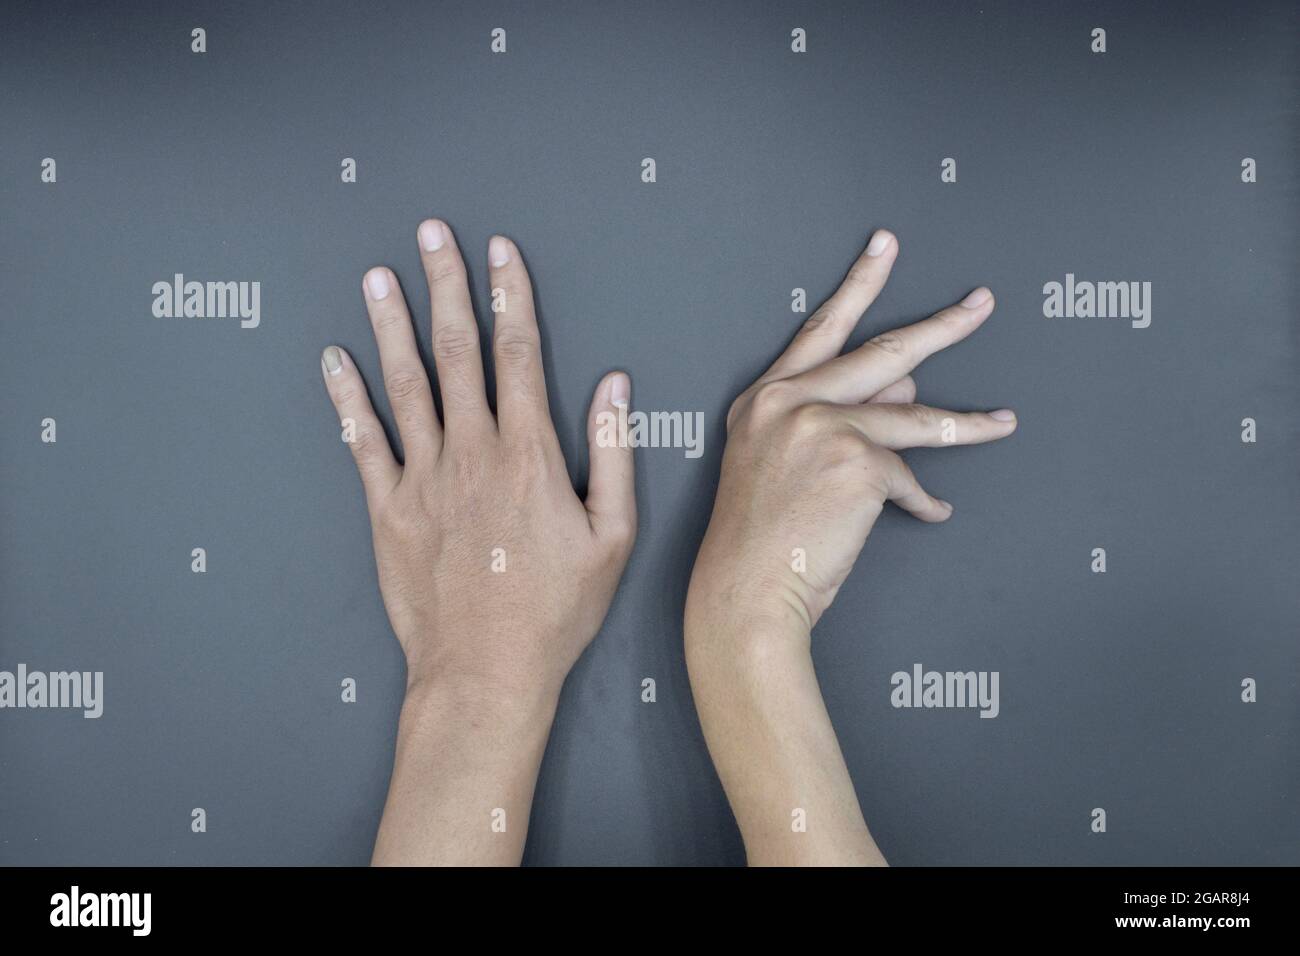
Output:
401,668,560,732
686,558,812,645
687,517,820,635
685,587,813,686
399,625,572,716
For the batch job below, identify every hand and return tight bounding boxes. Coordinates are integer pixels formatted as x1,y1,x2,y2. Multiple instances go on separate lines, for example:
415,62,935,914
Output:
321,220,635,864
684,229,1016,865
688,229,1016,643
321,222,635,700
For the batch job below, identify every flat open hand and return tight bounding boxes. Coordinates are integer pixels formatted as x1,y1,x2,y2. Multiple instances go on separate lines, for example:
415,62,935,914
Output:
321,221,636,702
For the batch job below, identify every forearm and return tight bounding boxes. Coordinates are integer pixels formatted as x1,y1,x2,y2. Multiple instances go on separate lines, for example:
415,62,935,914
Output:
684,595,887,867
371,677,558,866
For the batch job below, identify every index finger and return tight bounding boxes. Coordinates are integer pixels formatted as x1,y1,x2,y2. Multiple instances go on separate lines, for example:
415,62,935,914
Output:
763,229,898,381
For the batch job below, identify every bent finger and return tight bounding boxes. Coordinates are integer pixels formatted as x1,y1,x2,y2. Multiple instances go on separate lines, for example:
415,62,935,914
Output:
874,448,953,523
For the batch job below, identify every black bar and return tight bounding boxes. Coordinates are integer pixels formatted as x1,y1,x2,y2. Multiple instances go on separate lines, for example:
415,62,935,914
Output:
0,866,1285,941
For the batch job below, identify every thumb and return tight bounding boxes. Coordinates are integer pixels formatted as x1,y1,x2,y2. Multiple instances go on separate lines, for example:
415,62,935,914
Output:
584,371,637,545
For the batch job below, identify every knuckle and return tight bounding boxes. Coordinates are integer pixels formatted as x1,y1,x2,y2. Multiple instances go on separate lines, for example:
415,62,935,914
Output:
493,280,525,307
780,403,832,442
433,326,480,362
798,307,840,338
725,394,745,432
384,368,428,402
939,305,966,327
749,379,798,418
904,403,935,427
370,307,407,333
820,430,878,490
425,255,465,285
866,330,909,358
726,385,763,431
349,427,382,459
788,401,831,437
494,332,539,368
825,428,866,462
332,383,361,408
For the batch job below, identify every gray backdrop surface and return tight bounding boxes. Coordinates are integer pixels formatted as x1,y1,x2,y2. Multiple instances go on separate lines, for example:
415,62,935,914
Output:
1,0,1296,865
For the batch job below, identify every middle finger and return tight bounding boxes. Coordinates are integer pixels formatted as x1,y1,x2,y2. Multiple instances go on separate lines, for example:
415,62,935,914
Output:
790,287,995,404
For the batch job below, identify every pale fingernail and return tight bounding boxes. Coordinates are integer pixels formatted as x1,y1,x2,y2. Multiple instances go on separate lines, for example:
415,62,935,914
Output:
609,372,630,408
990,408,1016,422
939,499,954,513
419,220,445,252
365,269,390,300
865,229,894,257
489,236,511,267
322,346,343,375
961,287,991,308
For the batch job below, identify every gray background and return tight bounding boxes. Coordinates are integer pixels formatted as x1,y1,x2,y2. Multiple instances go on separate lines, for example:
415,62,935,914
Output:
1,0,1296,866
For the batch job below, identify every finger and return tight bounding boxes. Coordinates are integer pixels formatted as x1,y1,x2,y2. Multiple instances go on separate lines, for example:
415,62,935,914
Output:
873,448,953,523
584,371,637,549
416,219,492,435
320,345,401,499
764,229,897,381
793,287,995,404
841,403,1017,449
361,266,440,461
487,236,556,438
866,375,916,405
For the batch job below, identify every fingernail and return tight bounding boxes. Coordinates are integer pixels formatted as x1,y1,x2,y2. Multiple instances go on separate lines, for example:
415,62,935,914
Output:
365,269,390,300
419,220,445,252
961,287,991,308
990,408,1016,422
489,236,511,267
865,229,894,257
322,346,343,375
938,500,954,514
609,372,630,408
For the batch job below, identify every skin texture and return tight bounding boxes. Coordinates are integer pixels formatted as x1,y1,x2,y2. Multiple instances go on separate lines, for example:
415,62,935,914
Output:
684,229,1018,866
320,221,635,866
